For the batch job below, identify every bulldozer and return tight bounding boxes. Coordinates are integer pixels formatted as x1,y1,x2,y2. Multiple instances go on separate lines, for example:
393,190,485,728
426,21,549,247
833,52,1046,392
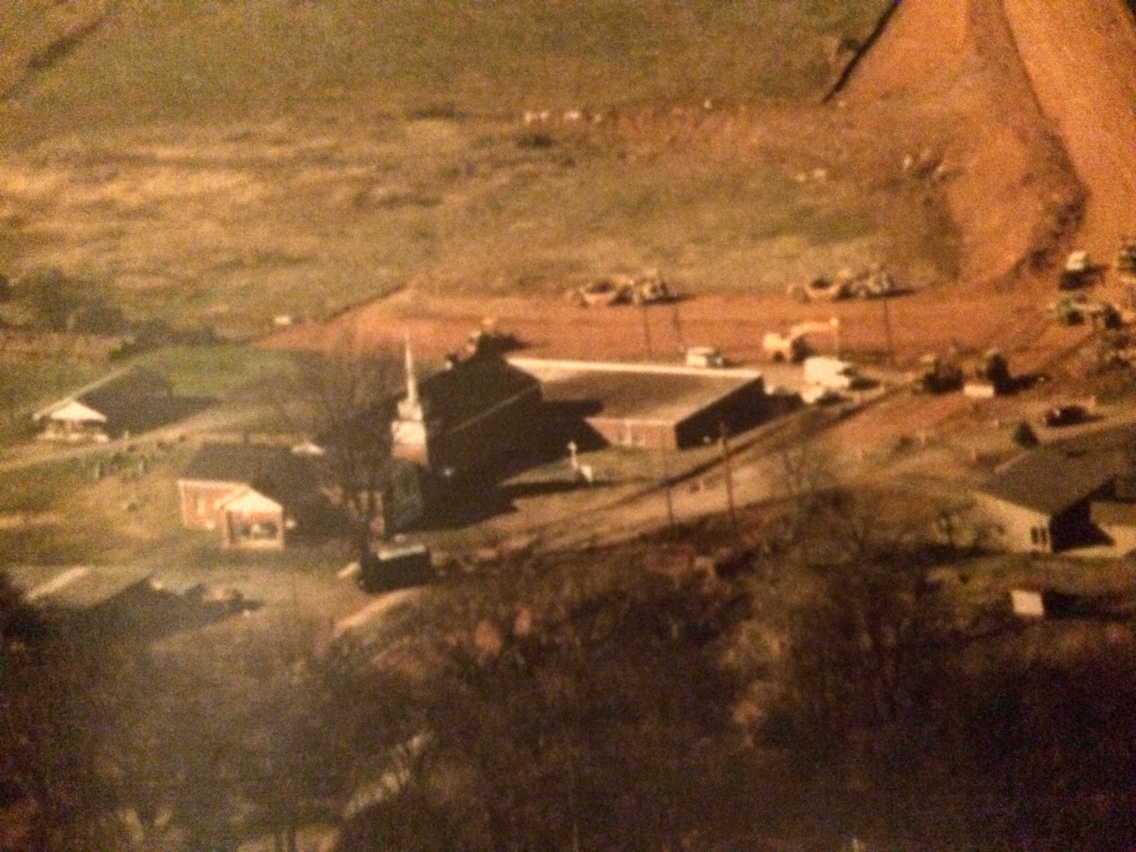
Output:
912,353,963,394
566,270,674,307
789,265,897,303
1046,294,1122,329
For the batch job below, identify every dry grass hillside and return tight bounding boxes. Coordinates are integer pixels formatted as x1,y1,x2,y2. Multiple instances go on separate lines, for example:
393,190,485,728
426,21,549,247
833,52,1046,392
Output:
0,1,1133,375
0,0,949,340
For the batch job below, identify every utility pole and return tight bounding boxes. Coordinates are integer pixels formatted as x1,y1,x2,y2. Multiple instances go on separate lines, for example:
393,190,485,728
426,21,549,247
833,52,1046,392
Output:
640,301,654,358
671,301,686,354
660,450,675,535
719,421,737,538
882,296,895,365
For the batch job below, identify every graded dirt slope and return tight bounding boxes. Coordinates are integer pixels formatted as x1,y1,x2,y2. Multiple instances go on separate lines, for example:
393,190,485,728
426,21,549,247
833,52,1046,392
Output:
1002,0,1136,284
840,0,1086,287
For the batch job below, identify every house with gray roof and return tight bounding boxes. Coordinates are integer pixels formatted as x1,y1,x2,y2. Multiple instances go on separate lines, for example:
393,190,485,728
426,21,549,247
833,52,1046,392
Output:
33,365,173,443
976,426,1136,552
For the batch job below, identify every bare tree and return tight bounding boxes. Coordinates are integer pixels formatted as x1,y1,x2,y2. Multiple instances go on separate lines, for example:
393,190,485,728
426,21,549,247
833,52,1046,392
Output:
271,328,404,556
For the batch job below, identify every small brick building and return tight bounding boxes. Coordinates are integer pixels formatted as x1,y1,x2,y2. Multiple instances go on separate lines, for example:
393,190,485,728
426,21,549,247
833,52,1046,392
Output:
178,442,322,549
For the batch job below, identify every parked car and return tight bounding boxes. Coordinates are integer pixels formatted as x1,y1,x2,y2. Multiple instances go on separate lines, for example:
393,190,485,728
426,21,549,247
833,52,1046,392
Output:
1041,404,1087,428
684,346,726,368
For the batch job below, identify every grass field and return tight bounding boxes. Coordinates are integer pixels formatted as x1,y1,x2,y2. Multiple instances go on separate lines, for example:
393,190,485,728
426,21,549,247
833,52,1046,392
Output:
0,117,883,336
0,0,898,338
1,1,893,141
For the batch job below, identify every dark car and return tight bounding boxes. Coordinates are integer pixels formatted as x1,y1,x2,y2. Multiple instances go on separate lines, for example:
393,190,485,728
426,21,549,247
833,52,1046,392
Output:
1042,404,1087,428
357,543,434,594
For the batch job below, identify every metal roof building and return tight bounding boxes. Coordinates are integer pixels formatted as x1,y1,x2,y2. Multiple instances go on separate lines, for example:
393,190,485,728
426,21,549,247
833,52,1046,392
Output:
508,358,768,450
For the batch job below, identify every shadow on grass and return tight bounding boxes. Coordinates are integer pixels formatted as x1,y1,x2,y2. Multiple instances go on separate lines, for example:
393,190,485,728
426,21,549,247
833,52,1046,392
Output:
49,580,260,643
113,394,216,436
417,476,616,531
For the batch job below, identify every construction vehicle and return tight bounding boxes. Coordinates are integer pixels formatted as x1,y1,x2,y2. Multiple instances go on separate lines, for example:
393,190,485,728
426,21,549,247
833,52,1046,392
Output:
1117,236,1136,283
1046,294,1122,329
566,270,674,307
627,270,674,305
788,275,850,304
1058,250,1095,290
849,264,899,298
763,317,841,362
912,353,963,394
803,355,856,391
789,265,897,303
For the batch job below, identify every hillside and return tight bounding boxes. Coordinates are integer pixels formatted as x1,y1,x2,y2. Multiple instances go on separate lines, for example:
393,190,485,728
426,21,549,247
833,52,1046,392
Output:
0,1,891,142
0,1,1134,365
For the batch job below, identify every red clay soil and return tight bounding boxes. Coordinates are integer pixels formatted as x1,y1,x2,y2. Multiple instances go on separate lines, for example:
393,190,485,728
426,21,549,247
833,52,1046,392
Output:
267,0,1135,405
1002,0,1136,286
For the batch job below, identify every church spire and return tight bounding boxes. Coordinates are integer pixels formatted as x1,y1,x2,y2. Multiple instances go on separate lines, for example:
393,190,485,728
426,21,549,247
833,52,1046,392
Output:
404,332,419,410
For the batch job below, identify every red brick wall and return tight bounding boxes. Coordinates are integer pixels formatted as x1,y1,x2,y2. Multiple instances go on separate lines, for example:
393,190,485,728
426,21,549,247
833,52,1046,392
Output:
178,481,240,530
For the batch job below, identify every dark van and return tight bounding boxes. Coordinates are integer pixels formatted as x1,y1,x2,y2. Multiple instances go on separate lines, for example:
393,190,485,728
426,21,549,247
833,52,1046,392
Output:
358,543,434,594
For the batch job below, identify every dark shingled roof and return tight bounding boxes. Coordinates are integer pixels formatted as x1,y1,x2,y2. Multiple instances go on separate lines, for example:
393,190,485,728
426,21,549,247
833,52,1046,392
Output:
981,425,1136,516
34,365,172,424
180,442,319,504
416,354,541,432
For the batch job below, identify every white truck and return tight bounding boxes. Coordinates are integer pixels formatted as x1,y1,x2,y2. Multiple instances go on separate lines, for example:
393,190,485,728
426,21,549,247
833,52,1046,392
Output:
803,356,856,391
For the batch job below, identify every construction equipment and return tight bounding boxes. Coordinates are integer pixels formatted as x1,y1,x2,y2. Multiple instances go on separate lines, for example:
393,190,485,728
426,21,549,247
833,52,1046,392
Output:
1058,250,1095,290
627,270,674,305
1117,236,1136,284
566,270,674,307
849,264,899,298
1046,294,1122,329
788,275,850,304
763,317,841,362
912,354,963,394
803,355,856,391
789,265,897,303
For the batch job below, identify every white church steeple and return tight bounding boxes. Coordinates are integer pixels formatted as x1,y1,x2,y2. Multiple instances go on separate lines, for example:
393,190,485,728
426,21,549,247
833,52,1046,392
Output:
392,332,430,464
